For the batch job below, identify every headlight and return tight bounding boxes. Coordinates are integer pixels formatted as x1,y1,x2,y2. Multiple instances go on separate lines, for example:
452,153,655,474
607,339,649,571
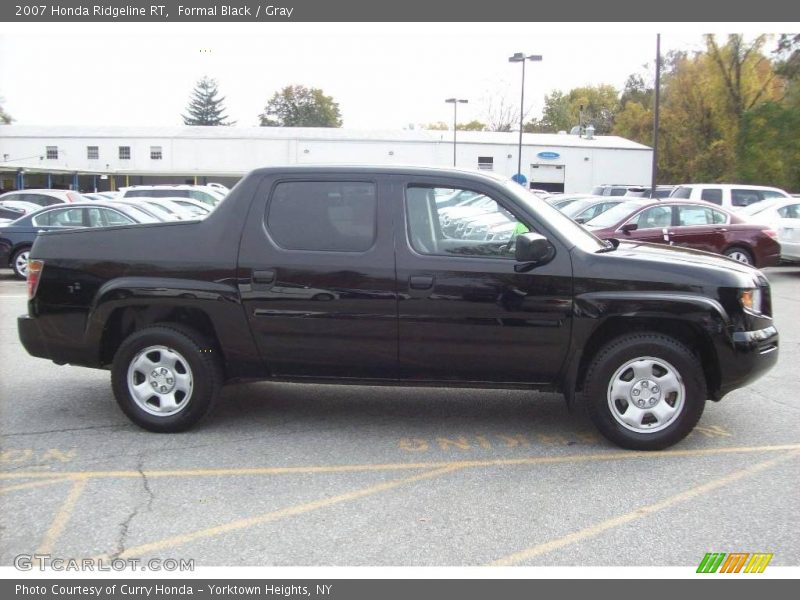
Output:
740,288,762,314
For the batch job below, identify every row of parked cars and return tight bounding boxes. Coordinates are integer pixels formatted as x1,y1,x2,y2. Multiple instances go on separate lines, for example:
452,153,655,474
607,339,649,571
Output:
436,182,797,269
0,184,228,278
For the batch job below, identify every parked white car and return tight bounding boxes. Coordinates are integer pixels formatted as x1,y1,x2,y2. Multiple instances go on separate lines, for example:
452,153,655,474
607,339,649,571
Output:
740,197,800,262
0,189,86,207
119,185,223,206
670,184,790,211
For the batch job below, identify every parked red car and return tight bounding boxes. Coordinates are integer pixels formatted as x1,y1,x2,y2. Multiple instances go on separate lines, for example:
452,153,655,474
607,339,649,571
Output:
583,199,780,267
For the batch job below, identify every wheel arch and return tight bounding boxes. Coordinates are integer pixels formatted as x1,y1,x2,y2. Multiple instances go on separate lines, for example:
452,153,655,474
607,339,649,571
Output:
99,304,224,375
576,317,720,397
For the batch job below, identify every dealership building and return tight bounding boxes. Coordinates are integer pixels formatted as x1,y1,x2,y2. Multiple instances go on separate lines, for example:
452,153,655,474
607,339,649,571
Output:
0,125,652,194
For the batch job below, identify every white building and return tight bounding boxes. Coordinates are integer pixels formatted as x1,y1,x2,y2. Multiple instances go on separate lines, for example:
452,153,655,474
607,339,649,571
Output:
0,125,652,193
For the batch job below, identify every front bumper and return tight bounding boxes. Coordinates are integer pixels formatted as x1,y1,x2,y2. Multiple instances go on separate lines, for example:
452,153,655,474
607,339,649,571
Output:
716,325,779,398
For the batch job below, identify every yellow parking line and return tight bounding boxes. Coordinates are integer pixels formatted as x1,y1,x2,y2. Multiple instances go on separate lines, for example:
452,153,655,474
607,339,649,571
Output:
2,442,799,481
488,451,800,566
99,465,463,559
0,477,74,495
37,477,88,555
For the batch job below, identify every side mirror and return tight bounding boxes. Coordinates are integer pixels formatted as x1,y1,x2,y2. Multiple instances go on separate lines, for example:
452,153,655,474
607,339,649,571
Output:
619,222,638,234
574,216,587,224
514,233,556,272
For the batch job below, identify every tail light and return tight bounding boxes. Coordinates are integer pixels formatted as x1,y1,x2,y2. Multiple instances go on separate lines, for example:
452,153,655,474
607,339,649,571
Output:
764,229,778,239
27,259,44,299
66,192,83,203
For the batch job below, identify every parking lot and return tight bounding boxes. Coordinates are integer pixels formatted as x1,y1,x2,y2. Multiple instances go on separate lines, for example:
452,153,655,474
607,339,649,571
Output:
1,267,798,568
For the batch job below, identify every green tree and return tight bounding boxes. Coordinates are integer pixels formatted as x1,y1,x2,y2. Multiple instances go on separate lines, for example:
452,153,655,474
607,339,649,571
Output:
259,85,342,127
526,85,620,134
424,121,449,130
182,77,234,126
457,120,486,131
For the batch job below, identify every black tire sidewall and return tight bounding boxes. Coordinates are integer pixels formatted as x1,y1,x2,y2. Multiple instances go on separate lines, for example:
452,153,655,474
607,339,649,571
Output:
584,335,705,450
111,326,220,432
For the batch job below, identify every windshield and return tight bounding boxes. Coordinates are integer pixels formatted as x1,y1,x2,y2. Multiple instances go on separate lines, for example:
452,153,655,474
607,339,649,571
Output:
503,181,606,252
584,200,647,229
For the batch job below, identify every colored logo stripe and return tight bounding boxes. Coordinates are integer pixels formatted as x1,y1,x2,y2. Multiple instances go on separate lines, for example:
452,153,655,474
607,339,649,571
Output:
697,552,773,573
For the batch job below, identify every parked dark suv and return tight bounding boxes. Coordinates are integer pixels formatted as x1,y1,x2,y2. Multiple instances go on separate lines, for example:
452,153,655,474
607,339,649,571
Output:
18,167,778,450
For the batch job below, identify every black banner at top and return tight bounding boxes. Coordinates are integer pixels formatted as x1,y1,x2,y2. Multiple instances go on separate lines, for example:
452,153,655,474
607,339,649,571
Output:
1,0,799,22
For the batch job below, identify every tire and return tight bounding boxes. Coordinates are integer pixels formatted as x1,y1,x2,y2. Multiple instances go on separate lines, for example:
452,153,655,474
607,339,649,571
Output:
723,246,754,266
111,324,223,432
11,247,31,280
582,333,706,450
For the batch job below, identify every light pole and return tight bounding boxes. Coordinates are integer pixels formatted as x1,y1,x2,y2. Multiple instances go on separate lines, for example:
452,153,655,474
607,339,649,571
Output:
509,52,542,183
445,98,468,167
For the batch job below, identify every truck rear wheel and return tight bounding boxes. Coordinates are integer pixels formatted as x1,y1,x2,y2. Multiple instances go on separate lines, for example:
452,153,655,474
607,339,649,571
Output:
111,325,222,432
582,333,706,450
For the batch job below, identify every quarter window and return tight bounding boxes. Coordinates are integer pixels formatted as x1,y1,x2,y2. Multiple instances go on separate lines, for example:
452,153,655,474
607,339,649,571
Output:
405,185,524,258
266,181,377,252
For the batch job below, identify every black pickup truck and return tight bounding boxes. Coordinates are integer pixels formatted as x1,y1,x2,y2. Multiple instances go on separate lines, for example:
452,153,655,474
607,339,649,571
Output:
17,166,779,449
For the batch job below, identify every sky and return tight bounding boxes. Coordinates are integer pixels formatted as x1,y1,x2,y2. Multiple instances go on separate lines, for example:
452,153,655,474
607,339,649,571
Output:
0,23,789,131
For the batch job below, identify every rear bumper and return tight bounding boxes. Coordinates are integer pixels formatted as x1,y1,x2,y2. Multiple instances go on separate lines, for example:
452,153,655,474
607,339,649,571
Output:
717,325,778,398
18,313,52,361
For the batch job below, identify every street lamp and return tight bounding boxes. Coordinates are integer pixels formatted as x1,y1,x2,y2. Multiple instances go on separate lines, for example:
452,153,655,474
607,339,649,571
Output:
445,98,468,167
508,52,542,184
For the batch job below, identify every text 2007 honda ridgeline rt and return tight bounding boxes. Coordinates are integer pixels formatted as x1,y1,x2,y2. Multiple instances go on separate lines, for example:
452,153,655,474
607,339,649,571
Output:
18,167,778,449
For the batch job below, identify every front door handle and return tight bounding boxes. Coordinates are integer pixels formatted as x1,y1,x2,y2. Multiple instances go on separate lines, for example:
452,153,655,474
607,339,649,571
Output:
409,275,434,290
253,269,276,284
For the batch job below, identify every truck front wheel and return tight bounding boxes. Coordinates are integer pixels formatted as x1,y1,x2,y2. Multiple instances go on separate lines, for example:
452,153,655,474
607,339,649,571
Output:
111,325,222,432
582,333,706,450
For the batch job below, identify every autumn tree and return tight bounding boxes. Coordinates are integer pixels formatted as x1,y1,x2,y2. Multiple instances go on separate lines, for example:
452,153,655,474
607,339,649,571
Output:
259,85,342,127
182,77,234,126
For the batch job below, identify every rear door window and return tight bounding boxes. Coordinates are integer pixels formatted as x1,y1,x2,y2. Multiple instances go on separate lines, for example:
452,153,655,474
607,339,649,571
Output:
777,204,800,219
700,188,722,205
266,181,377,252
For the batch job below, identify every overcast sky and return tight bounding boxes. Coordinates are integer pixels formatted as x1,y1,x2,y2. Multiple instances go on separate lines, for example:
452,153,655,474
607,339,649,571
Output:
0,23,788,131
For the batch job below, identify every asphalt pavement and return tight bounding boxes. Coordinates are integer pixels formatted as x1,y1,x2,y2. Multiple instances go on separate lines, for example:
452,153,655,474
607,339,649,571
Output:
1,267,798,567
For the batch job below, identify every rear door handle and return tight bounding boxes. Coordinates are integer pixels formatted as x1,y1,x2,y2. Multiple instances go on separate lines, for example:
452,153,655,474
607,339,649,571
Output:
409,275,434,290
253,269,276,284
714,227,728,232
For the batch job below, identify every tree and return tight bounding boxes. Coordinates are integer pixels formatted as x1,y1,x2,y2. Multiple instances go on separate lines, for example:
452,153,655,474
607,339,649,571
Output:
457,120,486,131
182,77,233,126
483,95,519,132
0,96,12,124
424,121,449,130
526,85,620,134
425,120,486,131
259,85,342,127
